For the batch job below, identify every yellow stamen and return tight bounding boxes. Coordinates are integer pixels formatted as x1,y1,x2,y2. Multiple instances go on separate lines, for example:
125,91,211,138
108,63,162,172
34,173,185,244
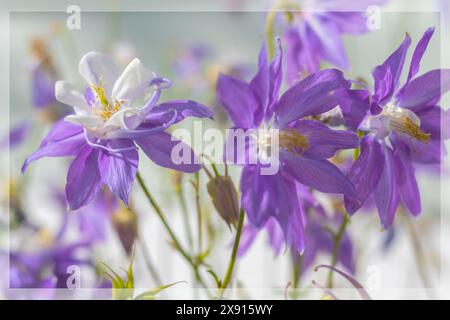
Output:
91,82,124,120
390,117,431,142
279,128,309,153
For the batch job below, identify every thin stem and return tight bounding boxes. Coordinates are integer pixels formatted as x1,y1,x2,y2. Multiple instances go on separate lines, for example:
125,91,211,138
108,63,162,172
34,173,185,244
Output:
194,172,203,254
218,209,245,297
177,188,194,252
291,255,302,299
327,214,349,288
403,214,435,297
136,171,208,289
137,234,163,286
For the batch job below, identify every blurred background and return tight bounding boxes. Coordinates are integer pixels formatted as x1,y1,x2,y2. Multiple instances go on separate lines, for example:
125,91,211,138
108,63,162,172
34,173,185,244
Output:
0,0,449,299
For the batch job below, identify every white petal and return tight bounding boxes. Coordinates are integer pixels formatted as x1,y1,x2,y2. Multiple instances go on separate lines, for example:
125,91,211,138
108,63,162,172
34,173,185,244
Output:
78,52,119,95
103,108,145,130
64,114,104,130
112,58,152,102
55,81,91,115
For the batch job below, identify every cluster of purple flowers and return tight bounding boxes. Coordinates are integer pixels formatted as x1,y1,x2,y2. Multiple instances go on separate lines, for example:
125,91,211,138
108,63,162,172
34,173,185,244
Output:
9,1,449,292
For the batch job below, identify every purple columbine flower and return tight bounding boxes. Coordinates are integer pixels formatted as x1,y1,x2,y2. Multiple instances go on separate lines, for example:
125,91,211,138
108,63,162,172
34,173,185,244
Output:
217,40,358,252
284,0,387,83
238,186,354,275
344,28,450,228
22,52,213,210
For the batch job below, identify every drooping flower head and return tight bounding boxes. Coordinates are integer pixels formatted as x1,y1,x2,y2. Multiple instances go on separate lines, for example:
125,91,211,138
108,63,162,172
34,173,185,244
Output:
23,52,213,210
344,28,450,228
217,40,358,252
283,0,387,83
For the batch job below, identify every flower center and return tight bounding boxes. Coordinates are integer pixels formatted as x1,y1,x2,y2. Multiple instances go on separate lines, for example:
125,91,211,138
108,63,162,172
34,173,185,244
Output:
279,128,309,153
91,83,124,120
368,103,430,142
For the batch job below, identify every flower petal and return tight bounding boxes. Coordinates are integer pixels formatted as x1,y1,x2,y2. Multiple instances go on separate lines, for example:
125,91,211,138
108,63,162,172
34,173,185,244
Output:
250,40,283,121
65,145,102,210
217,73,259,129
291,119,359,159
135,132,200,173
372,33,411,104
240,166,306,252
396,69,450,111
344,135,385,214
22,120,85,172
78,52,119,95
275,69,350,127
306,15,349,69
55,81,91,115
112,58,153,102
394,152,421,216
374,145,399,228
282,152,356,197
406,27,435,82
99,140,138,205
147,100,213,126
64,114,104,130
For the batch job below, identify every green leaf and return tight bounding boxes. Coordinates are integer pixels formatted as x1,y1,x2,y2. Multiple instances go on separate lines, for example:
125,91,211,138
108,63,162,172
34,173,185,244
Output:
134,281,186,300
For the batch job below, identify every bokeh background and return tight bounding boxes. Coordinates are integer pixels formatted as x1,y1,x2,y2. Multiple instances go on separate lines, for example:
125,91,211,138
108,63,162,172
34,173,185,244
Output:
0,0,449,299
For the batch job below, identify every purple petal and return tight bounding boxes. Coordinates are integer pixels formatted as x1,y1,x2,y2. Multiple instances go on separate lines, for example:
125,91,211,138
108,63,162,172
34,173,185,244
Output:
66,145,102,210
147,100,213,126
240,165,274,226
334,89,370,130
344,135,385,214
250,40,283,121
136,132,200,173
396,69,450,111
391,131,444,164
22,120,85,172
290,119,359,159
217,73,259,128
374,146,399,228
282,152,356,197
406,27,435,82
275,69,350,126
237,224,259,257
284,25,322,83
99,140,138,205
306,15,349,69
324,12,369,34
373,33,411,104
394,152,421,216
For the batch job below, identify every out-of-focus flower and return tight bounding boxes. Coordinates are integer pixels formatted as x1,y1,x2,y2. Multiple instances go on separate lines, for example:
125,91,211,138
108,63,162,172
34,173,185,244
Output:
283,0,387,83
217,40,358,252
0,121,31,150
23,52,213,210
239,187,354,275
344,28,450,228
29,37,58,110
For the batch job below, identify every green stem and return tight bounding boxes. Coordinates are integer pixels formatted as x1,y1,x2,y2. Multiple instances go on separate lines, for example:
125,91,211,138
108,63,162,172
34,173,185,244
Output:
265,6,278,60
177,189,194,252
137,234,163,286
218,209,245,297
195,172,203,254
290,255,302,300
265,0,300,60
136,171,208,288
327,214,349,288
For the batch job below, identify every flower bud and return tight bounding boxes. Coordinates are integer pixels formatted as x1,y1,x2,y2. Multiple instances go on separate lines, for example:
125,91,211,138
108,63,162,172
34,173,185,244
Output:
207,176,239,228
112,205,138,256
